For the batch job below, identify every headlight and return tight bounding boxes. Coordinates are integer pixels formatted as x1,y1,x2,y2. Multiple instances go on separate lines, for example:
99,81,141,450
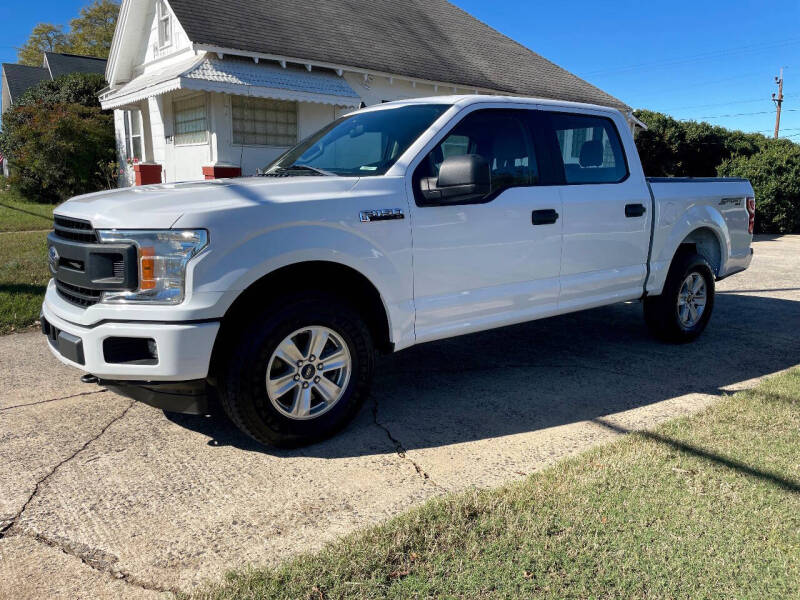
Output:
96,230,208,304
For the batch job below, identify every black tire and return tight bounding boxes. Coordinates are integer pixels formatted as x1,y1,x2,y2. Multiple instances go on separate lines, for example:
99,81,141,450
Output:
220,294,374,447
644,251,715,344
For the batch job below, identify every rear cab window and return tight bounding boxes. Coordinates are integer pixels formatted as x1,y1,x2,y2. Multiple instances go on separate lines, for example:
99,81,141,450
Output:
547,112,628,185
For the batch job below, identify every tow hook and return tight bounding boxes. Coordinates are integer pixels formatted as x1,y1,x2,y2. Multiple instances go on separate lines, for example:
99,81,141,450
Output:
81,374,99,384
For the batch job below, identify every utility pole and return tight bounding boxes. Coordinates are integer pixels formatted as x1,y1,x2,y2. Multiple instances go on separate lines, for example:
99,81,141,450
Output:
772,68,784,139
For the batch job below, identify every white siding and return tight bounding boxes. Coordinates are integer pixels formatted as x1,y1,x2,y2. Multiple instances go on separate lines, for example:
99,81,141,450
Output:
114,109,133,187
142,1,192,67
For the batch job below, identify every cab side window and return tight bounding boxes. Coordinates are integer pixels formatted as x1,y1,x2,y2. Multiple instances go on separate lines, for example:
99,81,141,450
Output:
415,109,538,205
549,113,628,184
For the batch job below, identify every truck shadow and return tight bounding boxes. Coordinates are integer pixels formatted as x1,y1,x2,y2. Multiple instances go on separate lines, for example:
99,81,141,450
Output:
167,292,800,457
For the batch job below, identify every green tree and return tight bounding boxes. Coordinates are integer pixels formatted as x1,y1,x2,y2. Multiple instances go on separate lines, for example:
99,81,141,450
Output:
718,142,800,234
16,1,120,66
0,74,115,203
67,0,120,58
17,23,68,66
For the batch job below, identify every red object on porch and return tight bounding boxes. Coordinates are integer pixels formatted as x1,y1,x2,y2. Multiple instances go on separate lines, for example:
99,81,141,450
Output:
134,163,163,186
202,165,242,180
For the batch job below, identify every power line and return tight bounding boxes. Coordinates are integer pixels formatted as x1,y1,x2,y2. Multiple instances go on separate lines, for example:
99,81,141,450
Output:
629,70,782,103
693,110,774,119
659,97,772,111
674,108,800,120
583,37,800,77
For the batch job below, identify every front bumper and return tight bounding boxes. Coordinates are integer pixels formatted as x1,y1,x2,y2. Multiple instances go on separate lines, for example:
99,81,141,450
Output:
41,295,220,382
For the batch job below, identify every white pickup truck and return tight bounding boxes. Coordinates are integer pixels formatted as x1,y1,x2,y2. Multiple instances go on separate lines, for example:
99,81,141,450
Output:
42,96,755,447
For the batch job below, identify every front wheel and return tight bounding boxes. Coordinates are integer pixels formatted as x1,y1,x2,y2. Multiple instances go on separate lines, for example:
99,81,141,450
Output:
644,252,715,343
220,295,374,447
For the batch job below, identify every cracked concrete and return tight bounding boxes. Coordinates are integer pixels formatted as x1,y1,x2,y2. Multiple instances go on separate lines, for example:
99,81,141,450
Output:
0,235,798,598
1,400,135,540
372,396,444,489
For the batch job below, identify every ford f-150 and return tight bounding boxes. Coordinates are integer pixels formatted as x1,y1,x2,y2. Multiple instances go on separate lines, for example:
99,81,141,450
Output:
41,96,755,446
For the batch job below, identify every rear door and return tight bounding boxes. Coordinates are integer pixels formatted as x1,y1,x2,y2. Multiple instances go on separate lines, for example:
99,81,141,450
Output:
407,107,563,343
542,109,652,310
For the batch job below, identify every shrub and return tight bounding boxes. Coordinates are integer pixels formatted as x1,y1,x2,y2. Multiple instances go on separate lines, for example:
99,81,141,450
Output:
0,102,115,203
718,141,800,234
635,109,800,234
633,109,764,177
0,73,114,204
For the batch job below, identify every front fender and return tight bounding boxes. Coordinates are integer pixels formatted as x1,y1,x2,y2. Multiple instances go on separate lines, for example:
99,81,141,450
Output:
189,222,414,346
647,203,729,295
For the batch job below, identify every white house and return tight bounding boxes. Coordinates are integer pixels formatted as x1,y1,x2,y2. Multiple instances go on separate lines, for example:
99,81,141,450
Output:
101,0,631,186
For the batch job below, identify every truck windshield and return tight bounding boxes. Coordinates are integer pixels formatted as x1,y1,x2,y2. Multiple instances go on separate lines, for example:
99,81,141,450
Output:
263,104,449,177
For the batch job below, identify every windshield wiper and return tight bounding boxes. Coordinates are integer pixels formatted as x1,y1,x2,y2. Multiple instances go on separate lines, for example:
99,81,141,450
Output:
262,165,335,177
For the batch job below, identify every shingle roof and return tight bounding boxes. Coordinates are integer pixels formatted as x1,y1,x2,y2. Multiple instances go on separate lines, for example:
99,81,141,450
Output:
167,0,628,110
1,63,50,104
44,52,107,79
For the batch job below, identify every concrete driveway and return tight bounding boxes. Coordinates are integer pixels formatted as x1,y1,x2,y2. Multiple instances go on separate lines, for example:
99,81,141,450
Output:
1,235,799,599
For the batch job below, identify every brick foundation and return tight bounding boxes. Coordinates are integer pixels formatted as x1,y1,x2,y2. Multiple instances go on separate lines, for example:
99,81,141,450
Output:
202,165,242,180
133,163,163,186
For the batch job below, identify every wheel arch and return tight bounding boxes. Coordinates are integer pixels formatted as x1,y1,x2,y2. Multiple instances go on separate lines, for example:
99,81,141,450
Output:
676,226,724,276
647,205,730,295
208,261,394,381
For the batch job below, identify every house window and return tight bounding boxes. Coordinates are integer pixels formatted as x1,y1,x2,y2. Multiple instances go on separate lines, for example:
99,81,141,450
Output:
123,110,143,161
232,97,298,146
157,0,171,47
173,95,208,145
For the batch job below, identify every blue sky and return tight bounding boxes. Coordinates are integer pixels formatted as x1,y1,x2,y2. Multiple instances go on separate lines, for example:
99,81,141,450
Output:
2,0,799,139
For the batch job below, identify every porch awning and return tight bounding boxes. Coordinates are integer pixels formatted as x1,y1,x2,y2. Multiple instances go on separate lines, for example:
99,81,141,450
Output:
100,54,361,110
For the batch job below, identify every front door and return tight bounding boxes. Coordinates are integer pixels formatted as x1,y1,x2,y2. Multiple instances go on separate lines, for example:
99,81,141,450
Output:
408,108,563,343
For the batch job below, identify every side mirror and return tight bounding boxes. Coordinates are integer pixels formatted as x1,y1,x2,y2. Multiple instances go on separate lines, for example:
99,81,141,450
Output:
424,154,490,203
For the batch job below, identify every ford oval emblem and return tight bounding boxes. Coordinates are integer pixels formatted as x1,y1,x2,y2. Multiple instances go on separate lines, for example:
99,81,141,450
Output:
48,246,59,273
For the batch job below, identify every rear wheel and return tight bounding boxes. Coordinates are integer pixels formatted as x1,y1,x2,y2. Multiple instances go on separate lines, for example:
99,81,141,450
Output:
220,295,374,447
644,251,715,343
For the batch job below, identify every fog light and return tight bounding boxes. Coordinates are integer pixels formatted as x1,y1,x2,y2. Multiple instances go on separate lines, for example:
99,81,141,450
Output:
103,337,158,365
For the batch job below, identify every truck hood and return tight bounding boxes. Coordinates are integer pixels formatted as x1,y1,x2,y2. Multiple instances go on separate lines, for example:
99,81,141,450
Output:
54,176,360,229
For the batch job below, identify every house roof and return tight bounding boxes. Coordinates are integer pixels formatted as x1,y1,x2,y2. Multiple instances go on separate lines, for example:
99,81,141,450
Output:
1,63,50,104
100,54,361,110
44,52,107,79
1,52,108,111
167,0,628,110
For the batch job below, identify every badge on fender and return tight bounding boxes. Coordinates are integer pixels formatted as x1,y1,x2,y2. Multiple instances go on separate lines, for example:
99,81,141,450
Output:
359,209,404,223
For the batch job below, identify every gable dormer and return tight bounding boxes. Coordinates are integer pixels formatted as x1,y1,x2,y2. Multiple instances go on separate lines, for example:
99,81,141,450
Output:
106,0,191,86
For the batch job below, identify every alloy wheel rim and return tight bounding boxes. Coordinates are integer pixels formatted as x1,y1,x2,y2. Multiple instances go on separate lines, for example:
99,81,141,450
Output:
677,272,707,329
266,326,352,420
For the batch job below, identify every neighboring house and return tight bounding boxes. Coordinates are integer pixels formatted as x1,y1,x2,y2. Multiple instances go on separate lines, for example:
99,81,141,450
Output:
101,0,633,186
1,52,107,176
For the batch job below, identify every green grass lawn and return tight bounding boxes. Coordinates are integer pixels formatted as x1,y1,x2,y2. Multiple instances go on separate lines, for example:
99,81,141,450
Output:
0,182,54,333
199,369,800,600
0,184,55,233
0,231,49,334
